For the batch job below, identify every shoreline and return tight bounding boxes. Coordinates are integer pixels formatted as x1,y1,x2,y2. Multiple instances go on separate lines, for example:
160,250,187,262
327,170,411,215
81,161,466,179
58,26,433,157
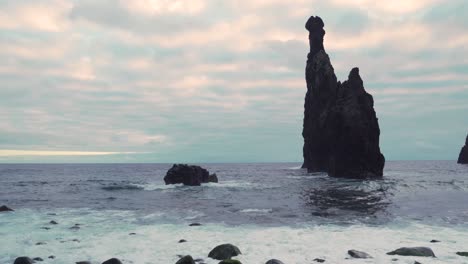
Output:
2,208,468,263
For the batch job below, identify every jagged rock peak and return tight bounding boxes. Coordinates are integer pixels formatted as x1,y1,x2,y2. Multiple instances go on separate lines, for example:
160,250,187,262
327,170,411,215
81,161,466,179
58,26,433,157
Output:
457,133,468,164
305,16,325,57
302,15,385,178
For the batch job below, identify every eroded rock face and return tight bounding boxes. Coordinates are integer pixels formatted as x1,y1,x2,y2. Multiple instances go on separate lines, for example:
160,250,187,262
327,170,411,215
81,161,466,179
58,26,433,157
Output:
302,16,385,178
164,164,218,186
457,133,468,164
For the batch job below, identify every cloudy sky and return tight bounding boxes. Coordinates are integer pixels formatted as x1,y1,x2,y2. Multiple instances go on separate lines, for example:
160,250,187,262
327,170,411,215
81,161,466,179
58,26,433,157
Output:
0,0,467,163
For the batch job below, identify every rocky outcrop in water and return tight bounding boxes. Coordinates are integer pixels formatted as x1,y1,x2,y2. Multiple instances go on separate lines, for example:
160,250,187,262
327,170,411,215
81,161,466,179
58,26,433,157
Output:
219,260,242,264
164,164,218,186
348,250,372,259
387,247,435,257
102,258,122,264
457,133,468,164
265,260,284,264
302,16,385,178
208,244,242,260
0,205,14,212
14,257,34,264
176,255,195,264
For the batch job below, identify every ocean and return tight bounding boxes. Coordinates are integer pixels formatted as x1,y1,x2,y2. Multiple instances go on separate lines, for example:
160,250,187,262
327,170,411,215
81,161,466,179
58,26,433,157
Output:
1,161,468,263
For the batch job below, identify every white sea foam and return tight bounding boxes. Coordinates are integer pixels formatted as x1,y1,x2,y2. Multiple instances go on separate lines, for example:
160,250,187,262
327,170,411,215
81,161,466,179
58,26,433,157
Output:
134,183,183,191
287,165,303,170
136,181,278,191
240,208,273,213
1,209,467,264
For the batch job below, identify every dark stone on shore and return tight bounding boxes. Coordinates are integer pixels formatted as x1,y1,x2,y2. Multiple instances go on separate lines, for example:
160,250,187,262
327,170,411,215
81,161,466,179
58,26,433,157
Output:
102,258,122,264
48,256,55,259
179,239,187,243
219,260,241,264
457,133,468,164
265,259,284,264
32,258,43,262
129,233,136,235
430,240,440,243
313,259,325,263
176,255,195,264
387,247,435,257
414,262,422,264
302,16,385,178
76,262,92,264
189,223,202,226
70,225,80,230
348,249,372,259
49,220,58,224
457,252,468,257
208,244,241,260
0,205,14,212
164,164,218,186
14,257,34,264
35,242,46,245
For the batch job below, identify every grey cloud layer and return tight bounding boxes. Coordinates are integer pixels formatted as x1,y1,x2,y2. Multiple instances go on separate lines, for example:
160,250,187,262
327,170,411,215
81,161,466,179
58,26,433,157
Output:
0,0,467,162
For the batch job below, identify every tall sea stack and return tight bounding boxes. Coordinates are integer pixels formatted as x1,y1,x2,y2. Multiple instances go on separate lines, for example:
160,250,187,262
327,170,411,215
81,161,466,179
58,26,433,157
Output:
302,16,385,178
457,133,468,164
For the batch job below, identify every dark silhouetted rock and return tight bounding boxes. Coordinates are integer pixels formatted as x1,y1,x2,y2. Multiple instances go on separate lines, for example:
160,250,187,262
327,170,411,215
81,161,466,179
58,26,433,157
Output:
219,260,241,264
208,173,219,183
102,258,122,264
414,262,422,264
14,257,34,264
430,240,440,243
189,223,202,226
179,239,187,243
348,249,372,259
0,205,13,212
35,242,46,245
387,247,435,257
164,164,219,186
208,244,241,260
32,257,43,262
302,16,385,178
48,256,55,259
457,252,468,257
49,220,58,224
313,259,325,263
265,260,284,264
458,133,468,164
176,255,195,264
